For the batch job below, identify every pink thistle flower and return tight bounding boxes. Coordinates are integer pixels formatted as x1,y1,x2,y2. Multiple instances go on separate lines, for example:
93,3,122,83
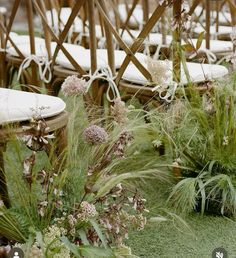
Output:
61,75,87,96
83,125,108,145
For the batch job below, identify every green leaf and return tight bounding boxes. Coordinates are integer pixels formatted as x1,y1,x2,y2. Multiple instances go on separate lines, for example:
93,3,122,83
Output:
197,179,206,215
196,31,205,50
35,231,44,251
78,229,90,245
208,160,216,174
80,246,114,258
182,43,195,52
89,219,108,248
95,170,161,199
149,216,168,223
60,236,81,257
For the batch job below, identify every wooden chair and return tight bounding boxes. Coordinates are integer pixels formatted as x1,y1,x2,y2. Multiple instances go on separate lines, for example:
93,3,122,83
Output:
35,0,120,106
190,0,236,43
96,1,229,105
0,6,7,87
0,87,68,208
115,0,234,61
1,0,55,89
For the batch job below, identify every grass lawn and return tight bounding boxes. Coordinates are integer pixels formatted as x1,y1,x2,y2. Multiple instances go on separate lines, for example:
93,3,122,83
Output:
127,181,236,258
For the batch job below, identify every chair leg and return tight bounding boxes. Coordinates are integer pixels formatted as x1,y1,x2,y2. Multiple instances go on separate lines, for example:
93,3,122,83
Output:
0,144,10,208
0,52,6,87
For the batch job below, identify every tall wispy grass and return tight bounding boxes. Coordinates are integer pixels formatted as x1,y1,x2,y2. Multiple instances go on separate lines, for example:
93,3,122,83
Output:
150,76,236,216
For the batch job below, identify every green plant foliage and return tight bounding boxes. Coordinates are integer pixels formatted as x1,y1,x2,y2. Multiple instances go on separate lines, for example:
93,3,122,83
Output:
154,80,236,216
0,94,168,257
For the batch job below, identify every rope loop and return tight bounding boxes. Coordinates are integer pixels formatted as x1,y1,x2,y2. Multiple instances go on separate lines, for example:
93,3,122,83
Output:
17,55,52,83
83,66,120,102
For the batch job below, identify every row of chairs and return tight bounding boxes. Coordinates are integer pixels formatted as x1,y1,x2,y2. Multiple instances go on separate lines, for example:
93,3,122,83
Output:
0,0,234,106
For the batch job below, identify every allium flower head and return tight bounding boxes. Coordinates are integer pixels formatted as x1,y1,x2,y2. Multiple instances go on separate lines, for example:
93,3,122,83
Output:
83,125,108,145
61,75,87,96
111,98,128,125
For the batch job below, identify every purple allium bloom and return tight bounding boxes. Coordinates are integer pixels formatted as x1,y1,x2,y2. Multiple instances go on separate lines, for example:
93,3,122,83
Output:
83,125,108,145
61,75,87,96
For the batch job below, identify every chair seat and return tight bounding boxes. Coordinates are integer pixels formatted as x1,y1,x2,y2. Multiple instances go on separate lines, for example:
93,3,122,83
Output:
6,33,45,48
7,42,85,58
194,25,232,37
193,6,231,25
121,29,233,53
56,47,147,71
0,7,7,13
45,8,83,33
122,61,228,85
0,88,66,124
7,41,55,57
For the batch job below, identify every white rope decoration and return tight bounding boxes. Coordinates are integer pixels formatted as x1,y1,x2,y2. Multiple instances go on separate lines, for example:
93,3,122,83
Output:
73,32,89,45
17,55,52,83
98,37,120,50
83,67,120,102
151,81,179,103
97,37,107,49
189,48,217,64
143,40,178,103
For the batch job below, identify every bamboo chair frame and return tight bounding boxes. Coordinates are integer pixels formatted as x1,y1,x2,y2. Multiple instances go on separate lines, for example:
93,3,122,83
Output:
1,0,85,89
33,0,107,105
0,8,7,87
1,0,52,88
189,0,236,47
98,0,216,104
94,0,180,105
47,0,177,105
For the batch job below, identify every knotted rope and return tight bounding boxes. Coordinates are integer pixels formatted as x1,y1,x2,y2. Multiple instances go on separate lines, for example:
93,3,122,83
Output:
189,48,217,64
17,55,52,83
83,67,120,102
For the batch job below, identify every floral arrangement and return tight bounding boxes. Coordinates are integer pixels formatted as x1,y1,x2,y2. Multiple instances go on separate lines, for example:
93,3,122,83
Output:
0,75,168,258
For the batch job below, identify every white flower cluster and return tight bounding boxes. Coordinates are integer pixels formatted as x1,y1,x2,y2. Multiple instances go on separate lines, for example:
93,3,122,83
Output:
147,58,172,87
77,201,97,222
44,225,71,258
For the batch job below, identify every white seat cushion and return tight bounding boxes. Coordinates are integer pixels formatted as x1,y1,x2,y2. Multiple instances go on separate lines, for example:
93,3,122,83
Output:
121,29,232,53
7,42,85,58
0,88,66,124
122,60,228,85
56,47,147,71
7,34,45,47
7,41,56,57
193,6,231,25
121,29,173,45
194,25,232,36
46,8,83,33
190,38,232,53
